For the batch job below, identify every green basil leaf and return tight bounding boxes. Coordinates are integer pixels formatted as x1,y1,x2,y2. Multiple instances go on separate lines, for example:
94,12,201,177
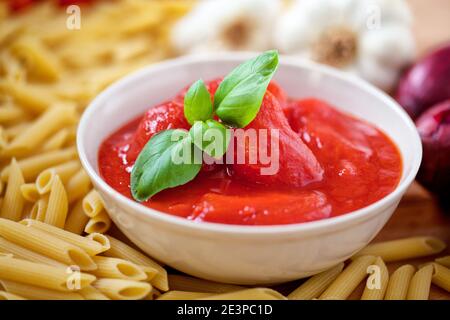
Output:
183,79,213,125
214,50,279,128
189,120,231,159
131,129,202,201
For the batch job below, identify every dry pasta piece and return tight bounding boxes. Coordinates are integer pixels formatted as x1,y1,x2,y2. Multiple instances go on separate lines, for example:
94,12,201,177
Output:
0,218,96,270
64,199,89,235
288,263,344,300
144,287,162,300
0,236,65,268
0,280,84,300
1,146,77,182
105,235,168,291
436,256,450,268
0,256,95,291
361,257,389,300
79,285,110,300
66,169,91,204
431,263,450,293
352,237,446,262
41,128,69,152
320,255,376,300
0,290,26,300
407,264,434,300
36,160,80,194
158,291,214,300
91,256,147,281
3,122,30,140
20,219,109,256
44,175,68,228
0,158,25,221
0,252,14,258
199,288,286,300
139,265,159,283
0,106,26,124
84,210,111,234
168,274,245,294
30,194,49,222
0,80,54,114
4,105,77,156
385,264,415,300
93,278,151,300
82,190,104,217
20,183,40,202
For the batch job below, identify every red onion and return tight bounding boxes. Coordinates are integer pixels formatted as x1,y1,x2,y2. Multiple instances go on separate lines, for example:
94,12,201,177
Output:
396,44,450,119
415,100,450,202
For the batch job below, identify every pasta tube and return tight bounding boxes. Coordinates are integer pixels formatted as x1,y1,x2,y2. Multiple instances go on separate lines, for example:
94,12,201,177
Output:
0,280,84,300
407,264,434,300
91,256,147,281
93,278,151,300
158,291,212,300
79,285,110,300
64,199,89,235
361,257,389,300
0,290,26,300
84,210,111,234
20,183,40,202
66,169,91,204
0,158,25,221
435,256,450,268
385,265,415,300
199,288,286,300
168,274,244,294
82,190,104,217
41,128,69,152
431,263,450,293
44,175,68,228
36,160,80,194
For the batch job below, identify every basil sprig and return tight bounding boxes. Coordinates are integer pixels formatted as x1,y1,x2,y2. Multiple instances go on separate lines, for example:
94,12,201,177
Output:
131,50,279,201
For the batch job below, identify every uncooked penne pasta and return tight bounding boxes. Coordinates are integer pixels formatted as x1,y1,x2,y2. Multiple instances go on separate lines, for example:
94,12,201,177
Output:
0,80,54,114
31,194,49,222
436,256,450,268
41,128,69,152
82,190,104,217
0,252,14,258
36,160,80,193
0,280,84,300
105,235,168,291
66,169,91,204
21,219,109,256
64,199,89,235
4,105,77,156
84,210,111,234
20,183,40,202
199,288,286,300
0,290,26,300
385,264,415,300
431,263,450,293
79,285,110,300
91,256,147,281
0,158,25,221
158,291,214,300
145,287,162,300
44,175,68,228
0,218,96,270
407,264,434,300
361,257,389,300
288,263,344,300
0,257,95,291
0,106,26,124
1,146,77,182
320,255,376,300
93,278,151,300
139,265,159,283
168,274,245,294
0,236,65,268
353,237,446,262
4,122,30,140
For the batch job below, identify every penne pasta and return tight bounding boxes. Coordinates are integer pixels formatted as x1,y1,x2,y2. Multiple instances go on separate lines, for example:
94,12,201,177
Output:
104,235,168,291
352,237,446,262
93,278,151,300
431,263,450,293
361,257,389,300
41,128,69,152
288,263,344,300
64,199,89,235
0,256,95,292
79,285,110,300
31,194,49,222
0,280,84,300
36,160,80,194
44,175,68,228
385,264,415,300
20,219,109,256
66,169,91,204
168,274,245,294
4,122,30,140
82,190,104,217
407,264,434,300
0,218,97,270
158,290,212,300
84,210,111,234
0,290,26,300
0,236,66,268
20,183,40,202
0,158,25,221
320,255,376,300
199,288,287,300
91,256,147,281
0,106,26,124
436,256,450,268
1,146,77,182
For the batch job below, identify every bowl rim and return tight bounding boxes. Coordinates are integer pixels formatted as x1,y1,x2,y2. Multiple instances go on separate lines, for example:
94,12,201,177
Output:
77,52,422,236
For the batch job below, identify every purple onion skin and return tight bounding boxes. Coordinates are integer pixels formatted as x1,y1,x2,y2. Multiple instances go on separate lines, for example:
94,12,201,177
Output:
416,100,450,203
396,44,450,119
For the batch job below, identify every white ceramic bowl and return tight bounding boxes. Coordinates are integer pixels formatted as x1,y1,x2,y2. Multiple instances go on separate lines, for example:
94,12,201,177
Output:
78,53,422,285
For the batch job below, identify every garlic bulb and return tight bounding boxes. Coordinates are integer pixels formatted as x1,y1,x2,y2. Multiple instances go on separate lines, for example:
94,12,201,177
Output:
275,0,416,91
171,0,281,54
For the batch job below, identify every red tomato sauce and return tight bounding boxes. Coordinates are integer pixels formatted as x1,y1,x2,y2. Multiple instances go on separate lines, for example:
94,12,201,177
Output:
98,81,402,225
